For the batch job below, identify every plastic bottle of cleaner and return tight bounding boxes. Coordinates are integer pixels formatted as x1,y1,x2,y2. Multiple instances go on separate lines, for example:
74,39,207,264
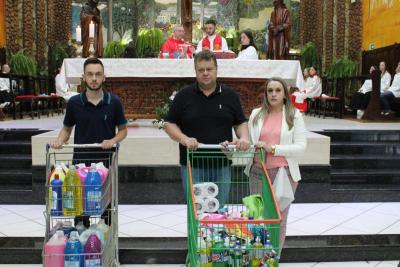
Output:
62,221,77,239
223,237,230,267
96,162,108,185
84,233,102,267
64,231,82,267
199,238,211,267
50,174,63,216
63,165,83,216
84,163,102,215
49,164,66,183
44,230,66,267
96,219,110,244
89,224,104,248
211,236,225,267
232,240,242,267
251,236,263,267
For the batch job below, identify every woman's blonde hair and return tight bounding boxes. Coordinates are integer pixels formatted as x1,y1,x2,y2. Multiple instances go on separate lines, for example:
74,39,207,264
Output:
253,77,296,130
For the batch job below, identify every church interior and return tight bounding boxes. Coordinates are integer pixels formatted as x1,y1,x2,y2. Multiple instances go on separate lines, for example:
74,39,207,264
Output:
0,0,399,266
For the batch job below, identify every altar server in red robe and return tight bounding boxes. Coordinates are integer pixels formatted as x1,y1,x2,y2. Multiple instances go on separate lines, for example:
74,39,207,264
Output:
160,24,194,59
195,19,228,53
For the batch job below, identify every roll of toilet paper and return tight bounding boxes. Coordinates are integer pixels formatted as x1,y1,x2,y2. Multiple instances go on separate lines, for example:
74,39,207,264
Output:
195,198,206,214
201,182,219,198
204,197,220,213
193,184,204,198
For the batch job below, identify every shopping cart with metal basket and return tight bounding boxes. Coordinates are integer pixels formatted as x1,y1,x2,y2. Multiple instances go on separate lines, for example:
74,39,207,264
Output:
42,144,119,267
186,144,282,267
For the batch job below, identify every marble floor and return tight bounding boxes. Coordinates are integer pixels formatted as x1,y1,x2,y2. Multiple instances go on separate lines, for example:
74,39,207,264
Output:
0,203,399,237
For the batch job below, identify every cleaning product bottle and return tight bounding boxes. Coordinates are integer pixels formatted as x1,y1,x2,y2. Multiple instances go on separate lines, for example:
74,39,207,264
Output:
62,165,83,216
84,163,102,215
243,237,252,267
96,219,110,244
251,236,263,267
199,238,211,267
84,233,102,266
89,224,104,248
62,221,77,238
49,164,66,183
211,236,225,267
50,174,63,216
96,162,108,185
44,230,66,267
64,231,82,267
223,237,230,267
232,240,242,267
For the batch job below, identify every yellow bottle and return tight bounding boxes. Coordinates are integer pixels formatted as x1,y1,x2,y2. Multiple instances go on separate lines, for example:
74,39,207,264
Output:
62,165,83,216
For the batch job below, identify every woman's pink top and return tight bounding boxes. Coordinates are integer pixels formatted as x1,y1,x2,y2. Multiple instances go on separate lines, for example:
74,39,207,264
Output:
259,111,288,169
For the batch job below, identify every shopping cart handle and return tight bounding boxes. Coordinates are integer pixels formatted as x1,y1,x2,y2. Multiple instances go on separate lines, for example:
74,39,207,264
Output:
46,143,120,151
197,144,255,149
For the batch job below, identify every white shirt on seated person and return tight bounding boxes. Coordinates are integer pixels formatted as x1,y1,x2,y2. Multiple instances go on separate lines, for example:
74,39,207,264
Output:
236,46,258,60
380,71,391,93
359,79,372,94
388,73,400,98
55,73,78,101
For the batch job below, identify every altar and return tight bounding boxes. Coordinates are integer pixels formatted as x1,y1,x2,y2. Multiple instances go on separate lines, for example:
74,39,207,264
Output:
60,58,305,119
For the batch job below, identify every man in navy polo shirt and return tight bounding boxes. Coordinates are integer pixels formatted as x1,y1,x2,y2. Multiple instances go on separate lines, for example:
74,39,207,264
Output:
164,50,250,205
50,57,128,157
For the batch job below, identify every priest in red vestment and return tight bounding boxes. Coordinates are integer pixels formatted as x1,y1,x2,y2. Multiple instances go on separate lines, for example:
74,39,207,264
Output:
160,25,194,59
195,19,228,53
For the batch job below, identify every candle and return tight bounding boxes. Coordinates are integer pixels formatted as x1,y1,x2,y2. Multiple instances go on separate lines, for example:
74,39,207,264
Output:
76,25,82,42
89,21,95,38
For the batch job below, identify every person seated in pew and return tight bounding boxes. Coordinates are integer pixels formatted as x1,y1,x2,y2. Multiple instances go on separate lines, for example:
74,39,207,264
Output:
160,24,195,59
303,66,322,98
236,30,258,60
380,62,400,116
55,68,79,101
349,65,375,119
379,61,391,94
289,86,307,113
0,64,12,109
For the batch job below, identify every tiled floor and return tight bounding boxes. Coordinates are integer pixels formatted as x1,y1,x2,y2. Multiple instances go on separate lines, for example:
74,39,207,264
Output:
0,203,399,237
0,262,399,266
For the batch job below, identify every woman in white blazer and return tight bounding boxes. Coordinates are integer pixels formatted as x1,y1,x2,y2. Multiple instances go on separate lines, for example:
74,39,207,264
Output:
246,77,307,256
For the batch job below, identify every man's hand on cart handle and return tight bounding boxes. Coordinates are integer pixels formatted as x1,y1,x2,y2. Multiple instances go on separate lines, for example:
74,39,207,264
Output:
232,139,250,151
49,139,67,149
181,136,199,150
101,139,117,150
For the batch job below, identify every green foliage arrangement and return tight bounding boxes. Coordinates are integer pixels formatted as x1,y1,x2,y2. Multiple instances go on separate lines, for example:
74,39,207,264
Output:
49,42,75,76
326,56,358,78
300,42,318,69
10,51,37,76
103,41,127,58
136,28,163,58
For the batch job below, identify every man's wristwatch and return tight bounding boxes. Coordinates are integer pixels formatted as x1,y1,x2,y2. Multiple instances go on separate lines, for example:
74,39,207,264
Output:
271,145,276,155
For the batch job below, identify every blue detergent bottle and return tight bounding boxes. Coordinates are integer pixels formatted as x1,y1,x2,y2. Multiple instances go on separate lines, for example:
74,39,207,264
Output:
84,163,102,215
50,174,63,216
64,231,82,267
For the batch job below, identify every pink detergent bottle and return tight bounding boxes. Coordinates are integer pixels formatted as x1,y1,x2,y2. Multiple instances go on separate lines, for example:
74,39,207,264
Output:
43,230,66,267
96,162,108,185
84,233,102,266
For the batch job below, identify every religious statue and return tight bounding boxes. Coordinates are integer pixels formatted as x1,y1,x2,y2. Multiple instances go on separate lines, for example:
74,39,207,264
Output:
267,0,291,60
80,0,103,57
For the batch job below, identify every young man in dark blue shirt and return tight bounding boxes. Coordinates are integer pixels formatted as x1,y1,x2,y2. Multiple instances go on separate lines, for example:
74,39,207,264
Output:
50,57,127,151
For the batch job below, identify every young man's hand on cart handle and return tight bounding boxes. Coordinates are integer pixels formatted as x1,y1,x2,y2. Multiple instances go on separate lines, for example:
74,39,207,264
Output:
101,139,117,150
49,138,67,149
